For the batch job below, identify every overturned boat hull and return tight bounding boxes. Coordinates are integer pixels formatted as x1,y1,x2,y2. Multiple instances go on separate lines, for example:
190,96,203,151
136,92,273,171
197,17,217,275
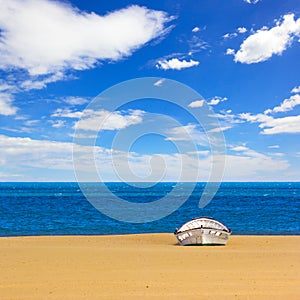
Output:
174,217,231,246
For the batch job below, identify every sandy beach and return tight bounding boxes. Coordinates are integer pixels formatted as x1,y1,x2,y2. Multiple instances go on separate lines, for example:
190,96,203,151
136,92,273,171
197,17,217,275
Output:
0,234,299,299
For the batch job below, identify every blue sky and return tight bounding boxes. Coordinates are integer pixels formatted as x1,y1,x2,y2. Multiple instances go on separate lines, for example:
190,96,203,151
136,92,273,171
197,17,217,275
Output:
0,0,299,181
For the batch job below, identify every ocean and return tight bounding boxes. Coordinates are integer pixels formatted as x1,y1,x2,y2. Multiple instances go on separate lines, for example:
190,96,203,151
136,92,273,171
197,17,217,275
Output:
0,182,299,236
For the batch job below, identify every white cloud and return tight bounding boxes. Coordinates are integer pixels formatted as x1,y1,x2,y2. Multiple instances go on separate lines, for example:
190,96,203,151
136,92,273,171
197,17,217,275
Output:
74,109,145,132
223,33,238,39
231,145,249,151
0,133,295,181
224,27,247,40
0,80,18,115
0,134,75,171
208,96,228,106
153,78,165,86
224,150,289,181
223,27,247,40
239,112,300,134
208,126,232,133
156,58,199,70
188,100,205,108
268,145,279,149
20,72,66,90
239,112,273,124
214,111,241,124
0,0,171,77
264,94,300,114
0,134,200,182
52,108,145,132
226,48,235,55
192,27,200,33
270,152,285,157
51,120,65,128
165,124,196,141
261,115,300,134
244,0,260,4
291,86,300,94
239,91,300,134
52,108,83,119
24,120,39,126
188,36,207,54
0,126,33,134
234,14,300,64
0,81,16,93
63,96,89,106
0,172,23,180
237,27,247,33
0,92,18,115
165,124,209,146
208,110,242,133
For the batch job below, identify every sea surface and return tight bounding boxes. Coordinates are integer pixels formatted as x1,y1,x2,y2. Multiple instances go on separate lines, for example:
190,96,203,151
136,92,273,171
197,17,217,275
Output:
0,182,299,236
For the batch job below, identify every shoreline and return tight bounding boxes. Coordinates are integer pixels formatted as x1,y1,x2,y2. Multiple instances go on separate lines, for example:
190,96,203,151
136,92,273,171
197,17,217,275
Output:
0,234,299,299
1,232,300,237
1,233,300,239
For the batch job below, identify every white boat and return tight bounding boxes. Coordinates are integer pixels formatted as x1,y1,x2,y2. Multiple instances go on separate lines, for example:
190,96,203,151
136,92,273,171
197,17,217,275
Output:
174,217,231,246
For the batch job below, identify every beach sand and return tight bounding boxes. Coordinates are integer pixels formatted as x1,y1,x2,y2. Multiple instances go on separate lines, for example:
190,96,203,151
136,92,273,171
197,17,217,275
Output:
0,234,299,299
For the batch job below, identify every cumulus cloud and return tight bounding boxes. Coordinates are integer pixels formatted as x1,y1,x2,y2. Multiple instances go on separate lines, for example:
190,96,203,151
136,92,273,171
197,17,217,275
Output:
192,27,200,33
291,86,300,94
237,27,247,33
0,0,171,77
223,27,247,40
0,134,75,172
0,81,18,115
0,92,18,115
223,33,238,39
74,109,145,132
239,90,300,134
156,58,199,70
51,120,65,128
264,94,300,114
208,96,228,106
0,81,16,93
231,145,249,151
52,108,83,119
239,112,300,134
234,14,300,64
208,110,243,133
224,150,289,181
260,115,300,135
0,133,293,181
20,72,67,90
165,124,209,146
226,48,235,55
52,108,145,131
244,0,260,4
63,96,89,106
188,100,205,108
0,134,201,182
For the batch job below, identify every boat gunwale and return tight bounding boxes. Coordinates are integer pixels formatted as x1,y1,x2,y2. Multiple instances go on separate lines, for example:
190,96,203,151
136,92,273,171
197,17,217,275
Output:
175,217,231,235
174,226,232,236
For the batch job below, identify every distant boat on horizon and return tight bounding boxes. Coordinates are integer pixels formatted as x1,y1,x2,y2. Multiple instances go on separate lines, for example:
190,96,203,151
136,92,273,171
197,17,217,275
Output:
174,217,231,246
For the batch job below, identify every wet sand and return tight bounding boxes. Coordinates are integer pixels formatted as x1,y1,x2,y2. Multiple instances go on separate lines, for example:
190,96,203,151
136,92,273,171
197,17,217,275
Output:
0,234,299,299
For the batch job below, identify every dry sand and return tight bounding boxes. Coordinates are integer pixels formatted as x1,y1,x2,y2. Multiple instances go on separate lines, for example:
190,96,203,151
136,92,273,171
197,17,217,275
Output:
0,234,299,299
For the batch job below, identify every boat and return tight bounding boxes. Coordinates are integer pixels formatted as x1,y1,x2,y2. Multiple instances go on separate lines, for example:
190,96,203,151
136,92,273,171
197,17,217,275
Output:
174,217,231,246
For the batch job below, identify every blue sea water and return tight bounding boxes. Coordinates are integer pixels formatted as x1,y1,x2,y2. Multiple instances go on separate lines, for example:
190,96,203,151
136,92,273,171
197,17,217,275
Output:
0,182,299,236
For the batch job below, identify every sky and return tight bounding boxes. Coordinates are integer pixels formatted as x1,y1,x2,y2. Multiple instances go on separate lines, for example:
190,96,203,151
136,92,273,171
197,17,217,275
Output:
0,0,300,182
